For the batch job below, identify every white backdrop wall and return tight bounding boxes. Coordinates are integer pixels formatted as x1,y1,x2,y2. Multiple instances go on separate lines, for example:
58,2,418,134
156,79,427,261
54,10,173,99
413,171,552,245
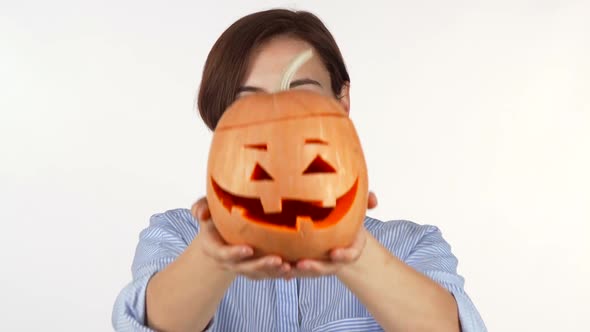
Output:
1,1,588,331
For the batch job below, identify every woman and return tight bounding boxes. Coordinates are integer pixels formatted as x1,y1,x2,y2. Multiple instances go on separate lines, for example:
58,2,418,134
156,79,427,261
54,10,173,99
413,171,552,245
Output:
113,9,486,332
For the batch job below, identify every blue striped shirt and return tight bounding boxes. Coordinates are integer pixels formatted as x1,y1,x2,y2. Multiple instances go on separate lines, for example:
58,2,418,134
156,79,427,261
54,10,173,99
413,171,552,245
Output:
112,208,486,331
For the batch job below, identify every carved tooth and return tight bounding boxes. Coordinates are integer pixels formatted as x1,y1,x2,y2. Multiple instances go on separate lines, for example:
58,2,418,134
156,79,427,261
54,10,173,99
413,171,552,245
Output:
321,197,337,208
231,206,246,216
260,196,282,214
296,216,314,232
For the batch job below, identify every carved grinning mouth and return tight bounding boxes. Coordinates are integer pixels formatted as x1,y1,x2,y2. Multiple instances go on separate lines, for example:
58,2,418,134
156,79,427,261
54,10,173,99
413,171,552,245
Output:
211,178,358,230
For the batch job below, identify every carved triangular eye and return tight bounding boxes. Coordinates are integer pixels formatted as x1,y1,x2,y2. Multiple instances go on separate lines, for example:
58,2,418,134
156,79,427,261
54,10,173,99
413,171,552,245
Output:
251,163,273,180
303,155,336,174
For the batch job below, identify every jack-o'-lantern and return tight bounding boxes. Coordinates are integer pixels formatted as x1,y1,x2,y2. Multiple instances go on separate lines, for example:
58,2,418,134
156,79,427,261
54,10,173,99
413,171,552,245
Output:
205,50,368,262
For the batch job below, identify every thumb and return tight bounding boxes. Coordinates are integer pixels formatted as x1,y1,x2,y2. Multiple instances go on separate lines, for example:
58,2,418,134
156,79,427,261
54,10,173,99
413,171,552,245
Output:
367,191,378,209
191,197,211,222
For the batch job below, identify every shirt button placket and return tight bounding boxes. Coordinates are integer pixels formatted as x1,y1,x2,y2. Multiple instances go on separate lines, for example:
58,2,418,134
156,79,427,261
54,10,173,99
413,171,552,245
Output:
274,279,299,332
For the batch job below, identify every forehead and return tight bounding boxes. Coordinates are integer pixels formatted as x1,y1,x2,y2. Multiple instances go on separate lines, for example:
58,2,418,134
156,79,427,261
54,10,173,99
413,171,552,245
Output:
243,36,329,83
217,115,353,146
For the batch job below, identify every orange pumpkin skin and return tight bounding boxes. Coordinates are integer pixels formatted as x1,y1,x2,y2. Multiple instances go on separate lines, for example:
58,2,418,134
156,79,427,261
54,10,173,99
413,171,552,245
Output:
206,90,368,262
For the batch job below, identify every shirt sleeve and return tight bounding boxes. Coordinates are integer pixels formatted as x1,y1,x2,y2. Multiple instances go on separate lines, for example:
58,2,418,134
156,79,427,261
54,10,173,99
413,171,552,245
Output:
112,209,198,331
404,225,487,332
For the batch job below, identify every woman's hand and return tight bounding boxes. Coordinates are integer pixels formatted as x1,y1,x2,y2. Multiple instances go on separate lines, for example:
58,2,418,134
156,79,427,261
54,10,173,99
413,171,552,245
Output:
286,191,378,279
191,191,377,280
191,198,292,280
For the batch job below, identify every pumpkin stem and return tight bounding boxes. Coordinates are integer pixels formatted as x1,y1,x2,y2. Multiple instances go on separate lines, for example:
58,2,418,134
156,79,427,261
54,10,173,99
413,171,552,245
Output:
278,49,313,92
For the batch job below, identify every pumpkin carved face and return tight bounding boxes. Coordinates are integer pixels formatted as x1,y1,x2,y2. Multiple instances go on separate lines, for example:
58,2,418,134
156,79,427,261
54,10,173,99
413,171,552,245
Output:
206,90,368,261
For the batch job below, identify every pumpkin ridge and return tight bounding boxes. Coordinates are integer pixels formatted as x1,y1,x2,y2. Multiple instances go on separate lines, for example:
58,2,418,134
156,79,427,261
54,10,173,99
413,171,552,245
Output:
215,112,345,131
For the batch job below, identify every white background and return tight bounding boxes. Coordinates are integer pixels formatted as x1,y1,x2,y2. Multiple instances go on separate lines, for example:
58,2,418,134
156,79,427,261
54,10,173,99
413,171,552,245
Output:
1,0,589,331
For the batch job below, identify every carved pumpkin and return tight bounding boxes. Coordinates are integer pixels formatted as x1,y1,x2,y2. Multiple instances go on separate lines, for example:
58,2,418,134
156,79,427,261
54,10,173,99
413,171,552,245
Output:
205,50,368,261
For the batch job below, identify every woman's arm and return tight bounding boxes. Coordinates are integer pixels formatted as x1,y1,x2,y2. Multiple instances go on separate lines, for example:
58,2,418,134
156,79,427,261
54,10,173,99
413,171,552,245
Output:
336,231,460,332
112,205,291,332
145,237,235,332
145,201,291,332
111,209,234,332
292,222,485,331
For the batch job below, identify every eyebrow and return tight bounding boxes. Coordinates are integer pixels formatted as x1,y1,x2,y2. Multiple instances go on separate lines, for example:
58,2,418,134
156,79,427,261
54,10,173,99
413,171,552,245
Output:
289,78,322,88
237,86,264,94
237,78,322,94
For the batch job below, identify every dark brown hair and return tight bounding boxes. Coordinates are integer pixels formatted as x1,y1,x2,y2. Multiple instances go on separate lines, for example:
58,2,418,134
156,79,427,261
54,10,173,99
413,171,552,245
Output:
197,9,350,130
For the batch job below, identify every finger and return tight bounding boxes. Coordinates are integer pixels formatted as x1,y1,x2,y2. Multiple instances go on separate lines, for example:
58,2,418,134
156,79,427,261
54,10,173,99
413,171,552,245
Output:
278,263,292,276
295,260,338,276
330,247,360,263
191,199,204,221
367,191,378,209
232,255,284,277
239,262,288,280
209,244,254,263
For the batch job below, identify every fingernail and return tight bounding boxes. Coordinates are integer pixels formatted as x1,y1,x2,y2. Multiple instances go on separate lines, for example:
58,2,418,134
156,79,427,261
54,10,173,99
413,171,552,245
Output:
241,247,252,256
